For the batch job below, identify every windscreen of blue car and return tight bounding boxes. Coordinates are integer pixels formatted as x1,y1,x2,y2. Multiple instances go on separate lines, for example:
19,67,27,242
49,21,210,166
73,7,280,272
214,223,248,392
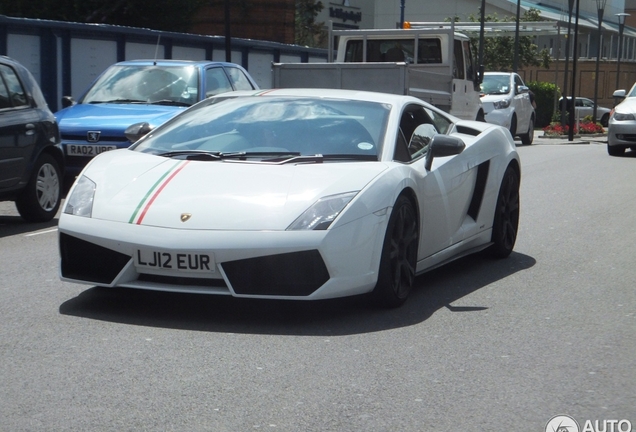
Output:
131,97,391,160
81,65,199,106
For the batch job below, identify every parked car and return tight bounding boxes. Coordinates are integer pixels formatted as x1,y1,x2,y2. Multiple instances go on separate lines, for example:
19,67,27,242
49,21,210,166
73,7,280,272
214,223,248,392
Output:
59,88,520,308
607,83,636,156
480,72,535,145
55,60,259,179
558,96,611,126
0,55,64,222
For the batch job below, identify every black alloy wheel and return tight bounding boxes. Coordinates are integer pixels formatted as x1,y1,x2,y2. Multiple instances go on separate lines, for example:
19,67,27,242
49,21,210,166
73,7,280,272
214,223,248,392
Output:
372,196,419,308
488,165,520,258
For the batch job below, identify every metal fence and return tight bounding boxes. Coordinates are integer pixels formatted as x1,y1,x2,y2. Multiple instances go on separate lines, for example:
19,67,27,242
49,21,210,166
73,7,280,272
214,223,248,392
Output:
0,14,328,112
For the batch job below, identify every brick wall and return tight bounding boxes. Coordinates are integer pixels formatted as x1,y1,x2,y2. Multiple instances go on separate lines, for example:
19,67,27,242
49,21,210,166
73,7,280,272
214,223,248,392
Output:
519,60,636,108
190,0,296,45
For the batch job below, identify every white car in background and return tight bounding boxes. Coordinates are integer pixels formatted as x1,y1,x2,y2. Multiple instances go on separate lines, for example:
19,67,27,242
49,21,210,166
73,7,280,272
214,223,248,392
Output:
607,83,636,156
480,72,535,145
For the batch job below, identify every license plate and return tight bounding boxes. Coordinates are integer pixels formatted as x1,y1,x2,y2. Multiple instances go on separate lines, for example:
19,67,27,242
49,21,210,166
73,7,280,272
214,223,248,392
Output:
66,144,118,156
134,249,216,273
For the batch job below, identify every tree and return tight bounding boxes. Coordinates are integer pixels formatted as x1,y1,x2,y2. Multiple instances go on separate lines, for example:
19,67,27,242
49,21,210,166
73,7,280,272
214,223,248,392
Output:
0,0,208,33
465,8,551,71
295,0,327,47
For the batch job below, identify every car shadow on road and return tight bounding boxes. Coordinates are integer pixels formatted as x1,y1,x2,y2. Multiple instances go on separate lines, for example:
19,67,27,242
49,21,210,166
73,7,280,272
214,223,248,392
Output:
59,251,536,336
0,216,59,238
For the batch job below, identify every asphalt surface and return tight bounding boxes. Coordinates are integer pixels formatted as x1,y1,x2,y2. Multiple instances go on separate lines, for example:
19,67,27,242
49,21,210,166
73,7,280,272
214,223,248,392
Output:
1,135,634,432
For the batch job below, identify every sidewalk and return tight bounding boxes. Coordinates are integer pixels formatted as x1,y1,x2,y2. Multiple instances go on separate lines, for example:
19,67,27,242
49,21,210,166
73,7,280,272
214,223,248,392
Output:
529,133,607,146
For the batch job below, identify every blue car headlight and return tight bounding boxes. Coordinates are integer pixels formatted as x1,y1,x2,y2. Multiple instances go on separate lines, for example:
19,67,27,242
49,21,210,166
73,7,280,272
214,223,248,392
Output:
287,191,358,231
612,112,635,121
493,99,511,109
64,175,96,217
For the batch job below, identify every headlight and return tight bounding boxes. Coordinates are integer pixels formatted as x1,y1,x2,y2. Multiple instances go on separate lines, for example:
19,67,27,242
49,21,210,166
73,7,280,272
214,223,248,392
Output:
287,191,358,231
64,175,96,217
612,112,635,121
493,99,511,109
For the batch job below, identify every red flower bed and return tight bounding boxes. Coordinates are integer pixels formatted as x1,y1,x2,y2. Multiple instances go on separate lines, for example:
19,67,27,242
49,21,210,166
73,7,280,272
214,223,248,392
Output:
543,120,604,136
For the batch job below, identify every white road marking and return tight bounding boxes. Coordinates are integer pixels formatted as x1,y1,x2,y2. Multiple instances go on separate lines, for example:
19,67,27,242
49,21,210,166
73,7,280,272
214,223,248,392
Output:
25,227,58,237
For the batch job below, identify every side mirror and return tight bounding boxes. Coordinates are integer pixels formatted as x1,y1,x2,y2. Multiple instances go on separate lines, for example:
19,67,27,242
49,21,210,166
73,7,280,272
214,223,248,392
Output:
517,85,529,94
613,89,626,100
61,96,75,109
125,122,153,143
425,135,466,171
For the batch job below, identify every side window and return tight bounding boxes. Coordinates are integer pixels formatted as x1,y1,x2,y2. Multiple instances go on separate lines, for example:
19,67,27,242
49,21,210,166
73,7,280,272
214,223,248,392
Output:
418,38,442,64
0,71,10,109
0,64,28,108
424,107,452,134
453,40,465,79
395,105,439,161
225,67,255,91
205,67,234,98
514,75,524,93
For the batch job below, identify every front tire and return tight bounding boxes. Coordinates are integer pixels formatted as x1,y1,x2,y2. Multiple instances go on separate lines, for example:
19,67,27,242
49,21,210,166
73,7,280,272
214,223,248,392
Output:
600,113,609,127
15,153,62,222
520,117,534,145
509,115,517,138
488,165,520,258
608,144,625,156
371,196,418,308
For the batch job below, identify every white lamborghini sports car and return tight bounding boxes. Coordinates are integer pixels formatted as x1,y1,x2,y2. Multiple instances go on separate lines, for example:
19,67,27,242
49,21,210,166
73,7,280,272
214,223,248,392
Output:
59,88,520,307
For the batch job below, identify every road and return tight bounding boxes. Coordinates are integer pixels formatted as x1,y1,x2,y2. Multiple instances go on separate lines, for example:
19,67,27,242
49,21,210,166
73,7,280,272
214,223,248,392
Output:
1,141,634,431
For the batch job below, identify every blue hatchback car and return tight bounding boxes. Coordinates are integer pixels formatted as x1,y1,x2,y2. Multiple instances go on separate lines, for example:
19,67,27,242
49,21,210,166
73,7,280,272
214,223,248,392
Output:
55,60,259,178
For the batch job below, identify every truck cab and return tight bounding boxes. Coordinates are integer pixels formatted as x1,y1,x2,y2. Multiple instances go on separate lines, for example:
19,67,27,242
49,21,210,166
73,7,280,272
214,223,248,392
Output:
333,26,483,121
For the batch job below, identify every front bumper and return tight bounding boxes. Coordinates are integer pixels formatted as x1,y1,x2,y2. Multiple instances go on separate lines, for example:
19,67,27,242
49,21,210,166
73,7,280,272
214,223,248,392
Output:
483,108,513,130
58,211,388,300
608,120,636,147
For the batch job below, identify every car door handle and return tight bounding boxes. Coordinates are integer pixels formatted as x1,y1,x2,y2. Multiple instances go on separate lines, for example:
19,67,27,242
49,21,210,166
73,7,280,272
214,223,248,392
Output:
24,123,35,136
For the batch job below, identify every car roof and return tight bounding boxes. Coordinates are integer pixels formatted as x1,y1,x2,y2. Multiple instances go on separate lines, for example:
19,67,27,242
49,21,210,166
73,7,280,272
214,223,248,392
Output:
484,72,514,76
0,55,28,71
113,59,243,68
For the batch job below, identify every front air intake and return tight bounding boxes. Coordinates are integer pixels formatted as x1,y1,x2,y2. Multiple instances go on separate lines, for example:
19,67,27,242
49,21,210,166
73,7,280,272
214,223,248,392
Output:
221,250,330,296
60,233,130,284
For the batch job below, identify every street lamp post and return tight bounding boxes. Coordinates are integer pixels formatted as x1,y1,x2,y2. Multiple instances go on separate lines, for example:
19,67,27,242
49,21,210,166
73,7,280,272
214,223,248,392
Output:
615,13,630,91
224,0,231,62
513,0,521,72
568,0,581,141
593,0,608,123
561,0,575,127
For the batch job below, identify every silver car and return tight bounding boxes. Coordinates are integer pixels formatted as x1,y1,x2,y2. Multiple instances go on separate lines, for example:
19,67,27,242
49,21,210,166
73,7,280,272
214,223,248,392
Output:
607,83,636,156
559,96,611,127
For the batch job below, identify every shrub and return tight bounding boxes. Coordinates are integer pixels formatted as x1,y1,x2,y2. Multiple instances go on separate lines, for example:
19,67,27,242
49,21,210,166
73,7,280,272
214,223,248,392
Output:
527,80,558,128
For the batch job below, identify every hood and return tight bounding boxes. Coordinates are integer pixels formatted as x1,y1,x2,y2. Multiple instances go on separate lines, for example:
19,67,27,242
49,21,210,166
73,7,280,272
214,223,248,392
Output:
82,150,388,230
55,103,185,137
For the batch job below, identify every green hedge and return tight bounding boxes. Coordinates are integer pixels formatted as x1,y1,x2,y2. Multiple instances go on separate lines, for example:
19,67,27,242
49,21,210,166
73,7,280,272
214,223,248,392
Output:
527,81,559,128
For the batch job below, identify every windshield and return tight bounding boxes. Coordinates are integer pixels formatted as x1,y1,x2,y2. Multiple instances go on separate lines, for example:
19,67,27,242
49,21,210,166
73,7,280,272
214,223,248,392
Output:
480,75,511,95
132,96,390,160
81,65,199,105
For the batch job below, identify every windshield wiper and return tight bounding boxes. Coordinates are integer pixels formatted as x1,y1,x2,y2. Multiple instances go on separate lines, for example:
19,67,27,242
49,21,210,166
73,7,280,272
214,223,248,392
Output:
269,154,377,164
149,99,192,107
158,150,246,160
